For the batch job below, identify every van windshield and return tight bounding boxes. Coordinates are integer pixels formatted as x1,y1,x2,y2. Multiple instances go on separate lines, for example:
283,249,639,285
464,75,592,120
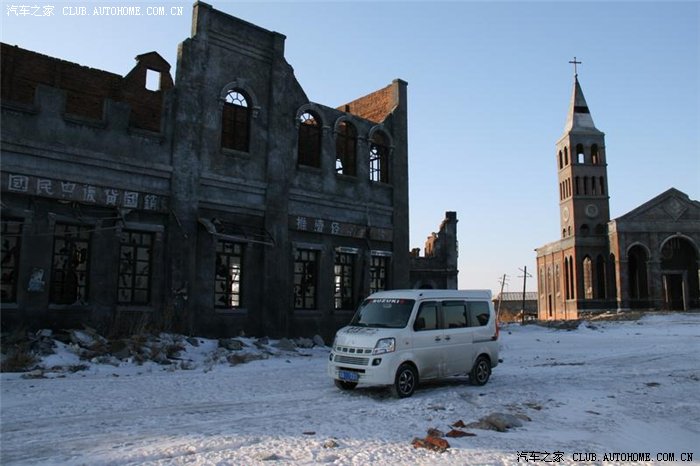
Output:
349,298,415,329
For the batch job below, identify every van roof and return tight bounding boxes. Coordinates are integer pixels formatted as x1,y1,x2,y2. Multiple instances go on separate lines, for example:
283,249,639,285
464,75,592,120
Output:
368,289,492,300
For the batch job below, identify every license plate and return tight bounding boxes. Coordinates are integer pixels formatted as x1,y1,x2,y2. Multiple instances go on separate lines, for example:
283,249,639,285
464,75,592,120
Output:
338,370,359,382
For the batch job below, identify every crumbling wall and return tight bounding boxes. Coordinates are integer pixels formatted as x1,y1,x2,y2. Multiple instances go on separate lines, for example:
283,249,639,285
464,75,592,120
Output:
337,83,396,124
0,43,172,132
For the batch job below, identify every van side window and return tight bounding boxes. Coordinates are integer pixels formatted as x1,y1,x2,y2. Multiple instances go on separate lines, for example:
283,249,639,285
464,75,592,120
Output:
414,302,438,331
442,301,468,328
468,301,490,327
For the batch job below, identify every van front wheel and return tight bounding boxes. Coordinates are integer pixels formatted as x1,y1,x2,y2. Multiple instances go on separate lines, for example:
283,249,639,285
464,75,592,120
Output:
470,356,491,386
392,363,418,398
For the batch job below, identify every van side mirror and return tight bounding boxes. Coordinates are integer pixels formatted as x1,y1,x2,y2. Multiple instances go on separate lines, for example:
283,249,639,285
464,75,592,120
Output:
414,317,425,331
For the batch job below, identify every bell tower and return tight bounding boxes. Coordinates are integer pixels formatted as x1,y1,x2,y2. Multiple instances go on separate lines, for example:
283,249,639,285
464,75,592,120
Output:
557,64,610,240
555,59,611,303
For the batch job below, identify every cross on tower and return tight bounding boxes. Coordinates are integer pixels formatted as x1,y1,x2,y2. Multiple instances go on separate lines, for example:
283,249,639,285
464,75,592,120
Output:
569,56,582,76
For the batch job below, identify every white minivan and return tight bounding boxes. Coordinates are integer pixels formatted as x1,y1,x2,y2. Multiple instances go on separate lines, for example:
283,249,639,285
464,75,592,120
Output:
328,289,500,398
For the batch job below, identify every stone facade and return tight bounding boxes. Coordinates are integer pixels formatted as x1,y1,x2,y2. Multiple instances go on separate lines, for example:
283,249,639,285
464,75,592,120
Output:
0,2,409,340
536,75,700,319
409,212,458,289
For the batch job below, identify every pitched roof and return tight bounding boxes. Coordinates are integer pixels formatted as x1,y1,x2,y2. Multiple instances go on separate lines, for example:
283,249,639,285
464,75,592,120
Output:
495,292,538,301
563,76,602,134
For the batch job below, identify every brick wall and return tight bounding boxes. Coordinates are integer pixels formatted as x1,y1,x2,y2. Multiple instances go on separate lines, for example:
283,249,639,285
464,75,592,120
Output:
337,83,396,124
0,43,172,132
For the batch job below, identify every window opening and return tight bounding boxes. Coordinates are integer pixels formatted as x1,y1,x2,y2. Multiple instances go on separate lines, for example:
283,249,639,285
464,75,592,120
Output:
558,151,563,169
583,256,593,299
294,249,317,309
298,111,321,167
369,132,389,183
591,144,599,165
564,147,569,165
336,121,357,176
600,177,605,195
369,255,388,294
1,219,22,303
50,223,90,305
222,90,250,152
215,241,243,308
118,231,152,305
576,144,585,164
145,69,160,91
334,252,354,310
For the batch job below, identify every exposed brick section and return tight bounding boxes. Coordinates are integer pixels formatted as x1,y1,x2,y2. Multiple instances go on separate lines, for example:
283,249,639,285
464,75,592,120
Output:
0,43,173,132
337,83,396,124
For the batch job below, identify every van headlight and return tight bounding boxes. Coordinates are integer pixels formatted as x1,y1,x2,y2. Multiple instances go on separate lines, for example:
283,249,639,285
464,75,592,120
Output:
372,338,395,355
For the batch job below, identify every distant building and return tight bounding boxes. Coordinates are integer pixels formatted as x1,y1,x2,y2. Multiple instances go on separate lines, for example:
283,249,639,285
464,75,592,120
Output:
535,72,700,320
409,212,458,289
0,2,410,340
494,292,538,323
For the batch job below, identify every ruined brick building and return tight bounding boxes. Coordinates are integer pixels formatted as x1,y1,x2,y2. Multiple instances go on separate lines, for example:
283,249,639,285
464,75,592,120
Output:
0,3,413,339
536,73,700,319
409,211,458,289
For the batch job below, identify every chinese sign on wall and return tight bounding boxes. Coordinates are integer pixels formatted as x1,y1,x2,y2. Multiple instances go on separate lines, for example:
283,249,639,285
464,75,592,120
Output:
1,172,168,212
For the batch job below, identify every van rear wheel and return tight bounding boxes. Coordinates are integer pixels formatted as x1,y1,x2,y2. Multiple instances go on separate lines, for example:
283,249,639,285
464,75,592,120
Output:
470,356,491,386
392,363,418,398
335,380,357,390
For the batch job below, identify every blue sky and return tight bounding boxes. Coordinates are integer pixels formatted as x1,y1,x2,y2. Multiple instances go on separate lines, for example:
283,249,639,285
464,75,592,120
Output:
2,1,698,294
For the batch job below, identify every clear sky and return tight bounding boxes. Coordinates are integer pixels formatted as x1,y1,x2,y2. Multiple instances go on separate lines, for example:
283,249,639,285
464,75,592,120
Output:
2,1,698,295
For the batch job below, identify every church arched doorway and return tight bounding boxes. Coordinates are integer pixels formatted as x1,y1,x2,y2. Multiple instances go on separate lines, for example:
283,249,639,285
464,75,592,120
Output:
660,237,699,310
627,245,649,308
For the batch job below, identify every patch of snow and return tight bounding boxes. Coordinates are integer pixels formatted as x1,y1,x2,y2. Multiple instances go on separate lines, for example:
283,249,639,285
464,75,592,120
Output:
1,313,699,465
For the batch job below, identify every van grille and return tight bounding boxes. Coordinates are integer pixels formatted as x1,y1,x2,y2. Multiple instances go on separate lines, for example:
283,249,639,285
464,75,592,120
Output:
334,355,370,366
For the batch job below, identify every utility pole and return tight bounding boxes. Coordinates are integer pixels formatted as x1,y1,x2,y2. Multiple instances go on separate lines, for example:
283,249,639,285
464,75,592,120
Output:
496,274,508,322
518,266,532,325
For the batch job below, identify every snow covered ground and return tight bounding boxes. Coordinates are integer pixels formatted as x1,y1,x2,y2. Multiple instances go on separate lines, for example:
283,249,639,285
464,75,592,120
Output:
1,312,699,466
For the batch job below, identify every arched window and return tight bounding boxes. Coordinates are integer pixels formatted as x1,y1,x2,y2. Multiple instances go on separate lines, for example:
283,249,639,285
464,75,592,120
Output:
335,121,357,176
575,176,580,195
559,182,563,201
222,90,250,152
591,144,599,165
595,224,606,235
609,253,617,300
583,176,589,195
369,131,389,183
583,256,593,299
558,151,563,169
576,144,585,164
628,245,649,306
596,255,606,299
298,111,322,167
580,224,590,236
591,176,597,195
600,177,605,195
564,257,571,299
564,147,569,165
562,228,566,238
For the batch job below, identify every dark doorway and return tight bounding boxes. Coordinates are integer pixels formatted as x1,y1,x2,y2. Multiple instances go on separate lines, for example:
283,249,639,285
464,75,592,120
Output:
663,274,685,310
660,237,699,309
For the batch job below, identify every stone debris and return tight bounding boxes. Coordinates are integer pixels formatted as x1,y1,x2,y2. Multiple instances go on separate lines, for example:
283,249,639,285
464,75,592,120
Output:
446,429,476,438
1,327,328,373
411,435,450,453
467,412,530,432
323,439,339,449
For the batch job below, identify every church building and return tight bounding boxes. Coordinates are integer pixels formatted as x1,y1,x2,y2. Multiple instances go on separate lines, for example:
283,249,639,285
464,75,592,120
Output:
536,70,700,319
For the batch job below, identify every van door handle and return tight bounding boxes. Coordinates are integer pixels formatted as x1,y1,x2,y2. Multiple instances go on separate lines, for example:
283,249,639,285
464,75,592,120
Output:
444,336,451,341
434,336,442,342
